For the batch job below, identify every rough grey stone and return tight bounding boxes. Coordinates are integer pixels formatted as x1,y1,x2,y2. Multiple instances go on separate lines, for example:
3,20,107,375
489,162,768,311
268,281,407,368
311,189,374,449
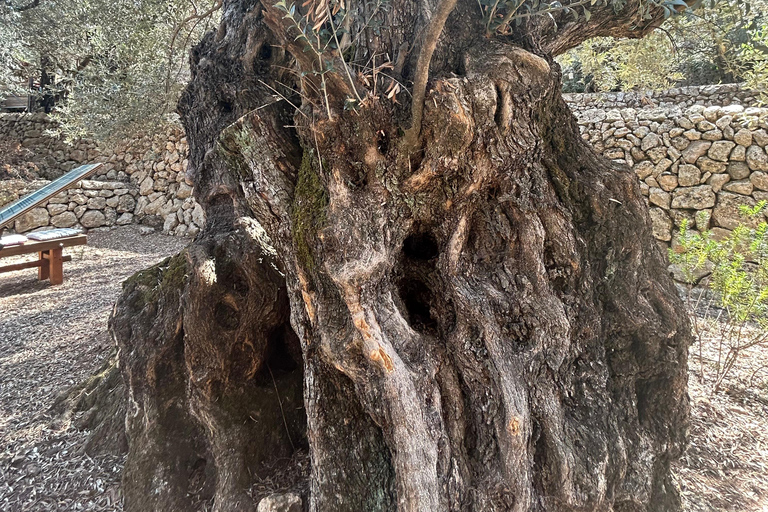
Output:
649,188,671,209
80,210,106,228
139,176,154,195
712,192,759,230
730,146,747,162
116,212,134,225
695,157,726,174
257,493,302,512
707,141,735,162
649,208,673,241
677,165,701,187
727,161,751,180
50,211,78,228
118,194,137,213
733,128,752,146
707,173,730,193
721,179,753,195
14,208,49,233
47,203,68,216
754,129,768,146
634,161,654,180
176,182,193,199
87,196,107,209
746,145,768,171
163,213,179,233
658,174,678,191
71,193,88,205
682,140,711,164
750,171,768,191
192,203,205,227
671,185,716,210
641,133,661,151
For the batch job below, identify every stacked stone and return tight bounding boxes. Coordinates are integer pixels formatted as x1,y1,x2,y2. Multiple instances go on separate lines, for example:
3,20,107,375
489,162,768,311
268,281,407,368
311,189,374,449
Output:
574,104,768,243
11,180,139,232
0,113,103,179
0,116,204,237
564,83,760,112
95,127,202,237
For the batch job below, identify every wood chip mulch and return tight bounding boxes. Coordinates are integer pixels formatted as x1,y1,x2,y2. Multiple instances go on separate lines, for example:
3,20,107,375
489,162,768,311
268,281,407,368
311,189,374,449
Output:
0,226,188,512
1,227,766,511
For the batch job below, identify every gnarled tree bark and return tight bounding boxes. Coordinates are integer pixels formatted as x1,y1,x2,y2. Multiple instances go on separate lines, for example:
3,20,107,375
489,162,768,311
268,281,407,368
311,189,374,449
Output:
108,0,691,510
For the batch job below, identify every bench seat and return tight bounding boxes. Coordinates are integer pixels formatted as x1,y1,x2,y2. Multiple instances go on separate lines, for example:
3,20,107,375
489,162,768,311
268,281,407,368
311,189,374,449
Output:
0,235,87,285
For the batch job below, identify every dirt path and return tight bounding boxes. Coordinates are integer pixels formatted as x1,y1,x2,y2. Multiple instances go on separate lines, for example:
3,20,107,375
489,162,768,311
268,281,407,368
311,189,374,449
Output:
0,226,187,511
1,226,766,511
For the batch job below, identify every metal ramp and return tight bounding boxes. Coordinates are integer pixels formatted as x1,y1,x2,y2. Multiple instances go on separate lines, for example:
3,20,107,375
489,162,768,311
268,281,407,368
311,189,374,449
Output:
0,163,104,230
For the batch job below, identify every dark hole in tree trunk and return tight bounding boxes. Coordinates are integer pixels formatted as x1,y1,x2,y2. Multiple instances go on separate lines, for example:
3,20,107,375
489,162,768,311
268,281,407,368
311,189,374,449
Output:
214,301,240,330
402,231,439,261
397,230,443,333
397,278,438,333
258,43,272,61
218,100,234,113
214,255,249,296
376,129,389,155
266,323,301,374
635,377,653,426
494,83,504,129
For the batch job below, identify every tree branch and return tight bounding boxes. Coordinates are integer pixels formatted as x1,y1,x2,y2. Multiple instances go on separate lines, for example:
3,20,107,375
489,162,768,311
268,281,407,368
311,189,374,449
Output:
531,0,695,56
402,0,458,153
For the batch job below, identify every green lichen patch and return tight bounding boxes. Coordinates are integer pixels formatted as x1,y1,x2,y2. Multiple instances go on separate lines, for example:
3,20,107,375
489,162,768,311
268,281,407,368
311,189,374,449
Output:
124,252,188,305
291,150,328,270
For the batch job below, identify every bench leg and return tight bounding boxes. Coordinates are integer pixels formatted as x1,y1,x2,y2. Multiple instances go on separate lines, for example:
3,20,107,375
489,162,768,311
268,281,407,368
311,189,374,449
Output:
49,248,64,285
38,251,50,281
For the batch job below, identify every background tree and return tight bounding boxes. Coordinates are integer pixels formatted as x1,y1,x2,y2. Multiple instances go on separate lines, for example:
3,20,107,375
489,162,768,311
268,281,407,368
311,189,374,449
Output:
559,0,768,93
0,0,221,138
73,0,696,510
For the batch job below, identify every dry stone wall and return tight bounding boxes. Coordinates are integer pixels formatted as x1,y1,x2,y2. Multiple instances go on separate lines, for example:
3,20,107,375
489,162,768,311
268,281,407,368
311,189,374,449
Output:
564,83,760,111
572,103,768,243
2,84,766,243
0,114,204,236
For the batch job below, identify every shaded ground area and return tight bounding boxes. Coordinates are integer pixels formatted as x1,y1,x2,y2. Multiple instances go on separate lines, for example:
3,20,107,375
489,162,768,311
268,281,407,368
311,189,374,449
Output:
0,226,766,511
0,226,188,511
674,323,768,512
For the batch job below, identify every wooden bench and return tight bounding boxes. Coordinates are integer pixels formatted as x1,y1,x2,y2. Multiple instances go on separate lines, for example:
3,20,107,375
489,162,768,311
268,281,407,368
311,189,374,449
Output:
0,235,87,285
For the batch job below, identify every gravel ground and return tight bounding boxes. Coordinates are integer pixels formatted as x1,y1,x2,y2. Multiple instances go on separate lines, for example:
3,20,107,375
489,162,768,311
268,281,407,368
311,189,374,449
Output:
1,226,766,511
0,226,188,512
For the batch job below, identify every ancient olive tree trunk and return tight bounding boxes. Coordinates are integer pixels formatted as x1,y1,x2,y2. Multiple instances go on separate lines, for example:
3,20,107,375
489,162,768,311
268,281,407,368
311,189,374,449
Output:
110,0,691,510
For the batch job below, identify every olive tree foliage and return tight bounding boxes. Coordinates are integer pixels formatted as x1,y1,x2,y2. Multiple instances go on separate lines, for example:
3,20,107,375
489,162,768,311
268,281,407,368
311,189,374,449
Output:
0,0,221,139
559,0,768,93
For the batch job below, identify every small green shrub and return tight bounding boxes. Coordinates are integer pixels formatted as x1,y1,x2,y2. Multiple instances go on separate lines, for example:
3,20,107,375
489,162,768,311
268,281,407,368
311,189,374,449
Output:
670,201,768,392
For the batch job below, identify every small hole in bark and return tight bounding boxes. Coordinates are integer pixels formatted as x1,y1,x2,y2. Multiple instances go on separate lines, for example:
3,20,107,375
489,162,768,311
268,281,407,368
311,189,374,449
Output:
345,164,368,189
403,232,439,261
635,378,653,426
258,43,272,61
214,302,240,330
218,99,234,113
455,57,467,77
398,278,437,333
494,83,504,128
376,130,389,154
